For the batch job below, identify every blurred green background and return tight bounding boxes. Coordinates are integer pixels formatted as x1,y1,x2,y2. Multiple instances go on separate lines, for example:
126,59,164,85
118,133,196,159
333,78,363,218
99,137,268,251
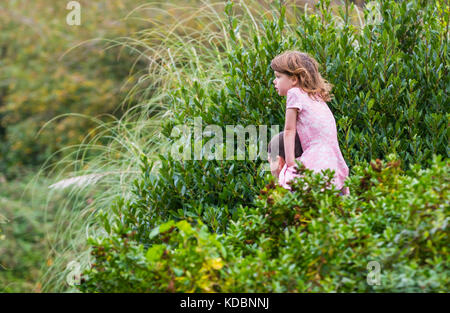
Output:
0,0,447,292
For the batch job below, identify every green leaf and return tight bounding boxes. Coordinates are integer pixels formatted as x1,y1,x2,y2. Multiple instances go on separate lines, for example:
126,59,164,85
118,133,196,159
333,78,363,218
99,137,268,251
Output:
149,226,160,239
146,244,165,262
160,220,175,233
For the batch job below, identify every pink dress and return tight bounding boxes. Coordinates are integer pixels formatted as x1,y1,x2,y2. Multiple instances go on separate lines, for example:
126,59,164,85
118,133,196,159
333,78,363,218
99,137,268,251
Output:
278,87,350,195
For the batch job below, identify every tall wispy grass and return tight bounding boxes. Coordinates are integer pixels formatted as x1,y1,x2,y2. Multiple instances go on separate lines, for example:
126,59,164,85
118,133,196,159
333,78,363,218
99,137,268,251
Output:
30,0,367,292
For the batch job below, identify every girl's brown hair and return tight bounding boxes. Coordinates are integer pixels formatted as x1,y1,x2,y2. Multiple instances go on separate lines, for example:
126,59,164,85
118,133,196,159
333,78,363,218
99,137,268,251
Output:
270,50,333,102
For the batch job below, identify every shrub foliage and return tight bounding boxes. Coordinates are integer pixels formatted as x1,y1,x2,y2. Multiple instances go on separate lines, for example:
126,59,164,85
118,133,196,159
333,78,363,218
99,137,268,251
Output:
76,0,449,292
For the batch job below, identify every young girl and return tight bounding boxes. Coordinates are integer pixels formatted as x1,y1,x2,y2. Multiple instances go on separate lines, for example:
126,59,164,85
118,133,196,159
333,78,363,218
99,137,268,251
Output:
271,50,350,196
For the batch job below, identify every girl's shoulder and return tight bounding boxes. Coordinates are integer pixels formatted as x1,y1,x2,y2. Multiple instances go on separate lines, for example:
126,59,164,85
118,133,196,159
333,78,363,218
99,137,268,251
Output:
286,87,318,111
287,87,325,105
287,87,305,97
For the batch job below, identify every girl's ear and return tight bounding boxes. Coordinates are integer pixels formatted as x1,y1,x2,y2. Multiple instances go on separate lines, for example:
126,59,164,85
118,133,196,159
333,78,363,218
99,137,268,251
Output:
290,75,299,87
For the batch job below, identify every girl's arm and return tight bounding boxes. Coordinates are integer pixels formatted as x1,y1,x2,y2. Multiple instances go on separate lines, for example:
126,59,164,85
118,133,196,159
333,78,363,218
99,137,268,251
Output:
284,108,298,168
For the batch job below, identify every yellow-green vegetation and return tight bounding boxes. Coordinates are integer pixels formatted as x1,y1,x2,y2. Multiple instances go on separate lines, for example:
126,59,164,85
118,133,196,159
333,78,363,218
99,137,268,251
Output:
0,169,94,292
0,0,448,293
0,0,152,177
1,0,219,292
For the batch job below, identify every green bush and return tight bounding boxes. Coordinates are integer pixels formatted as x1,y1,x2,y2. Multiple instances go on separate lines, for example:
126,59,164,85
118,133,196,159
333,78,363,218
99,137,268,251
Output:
78,219,227,292
76,0,449,292
78,153,449,292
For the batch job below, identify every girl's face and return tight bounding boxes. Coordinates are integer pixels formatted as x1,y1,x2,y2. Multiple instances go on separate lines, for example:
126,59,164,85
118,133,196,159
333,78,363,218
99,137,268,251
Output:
273,71,297,96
